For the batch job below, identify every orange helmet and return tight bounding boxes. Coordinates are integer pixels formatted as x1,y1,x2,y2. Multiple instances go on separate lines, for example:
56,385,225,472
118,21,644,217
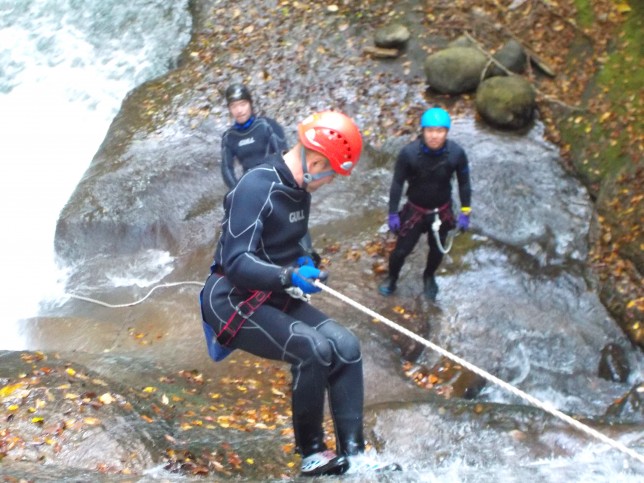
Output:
297,111,363,176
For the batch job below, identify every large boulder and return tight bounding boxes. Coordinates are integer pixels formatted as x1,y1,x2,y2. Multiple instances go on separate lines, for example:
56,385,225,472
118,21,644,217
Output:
53,75,224,264
475,75,536,130
424,47,488,94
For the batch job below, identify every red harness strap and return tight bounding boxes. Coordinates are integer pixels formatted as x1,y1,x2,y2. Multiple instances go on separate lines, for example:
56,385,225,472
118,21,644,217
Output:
217,289,272,346
399,201,452,237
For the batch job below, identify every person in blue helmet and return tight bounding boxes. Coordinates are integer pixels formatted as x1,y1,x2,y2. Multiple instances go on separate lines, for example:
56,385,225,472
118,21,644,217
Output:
221,83,288,189
378,107,472,300
201,111,401,477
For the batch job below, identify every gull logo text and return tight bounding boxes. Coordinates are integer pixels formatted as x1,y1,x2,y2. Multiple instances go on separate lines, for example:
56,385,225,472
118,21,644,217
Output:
289,210,305,223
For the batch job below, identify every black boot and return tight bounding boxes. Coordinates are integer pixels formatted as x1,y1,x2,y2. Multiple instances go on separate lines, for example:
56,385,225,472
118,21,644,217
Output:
378,277,397,296
423,275,438,301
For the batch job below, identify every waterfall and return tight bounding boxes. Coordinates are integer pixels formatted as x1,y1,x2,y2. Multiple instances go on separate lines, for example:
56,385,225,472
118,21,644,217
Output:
0,0,191,348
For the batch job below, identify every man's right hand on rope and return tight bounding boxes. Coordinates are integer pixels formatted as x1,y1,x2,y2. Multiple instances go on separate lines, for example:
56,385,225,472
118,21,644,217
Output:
283,265,328,294
388,213,400,234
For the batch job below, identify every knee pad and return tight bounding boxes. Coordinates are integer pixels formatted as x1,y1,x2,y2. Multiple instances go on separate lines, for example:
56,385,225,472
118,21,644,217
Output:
319,320,361,363
291,322,334,366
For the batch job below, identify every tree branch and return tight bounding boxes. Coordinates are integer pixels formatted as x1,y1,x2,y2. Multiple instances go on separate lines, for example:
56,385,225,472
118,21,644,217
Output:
464,32,584,111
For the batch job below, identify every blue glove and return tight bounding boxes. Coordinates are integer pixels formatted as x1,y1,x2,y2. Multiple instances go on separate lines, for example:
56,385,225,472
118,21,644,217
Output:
388,213,401,233
291,265,328,294
457,213,470,231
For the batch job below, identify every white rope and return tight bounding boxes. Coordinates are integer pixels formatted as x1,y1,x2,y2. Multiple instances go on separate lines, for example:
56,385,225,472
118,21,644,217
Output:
68,281,205,308
314,280,644,464
430,213,457,254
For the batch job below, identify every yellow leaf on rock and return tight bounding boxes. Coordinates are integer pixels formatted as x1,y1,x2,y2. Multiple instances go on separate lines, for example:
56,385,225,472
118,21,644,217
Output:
99,393,115,405
143,386,157,393
0,383,23,398
83,417,101,426
66,368,76,376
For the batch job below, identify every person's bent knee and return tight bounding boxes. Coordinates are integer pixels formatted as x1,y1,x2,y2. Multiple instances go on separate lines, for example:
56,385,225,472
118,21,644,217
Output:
320,321,361,363
335,331,361,363
292,322,334,366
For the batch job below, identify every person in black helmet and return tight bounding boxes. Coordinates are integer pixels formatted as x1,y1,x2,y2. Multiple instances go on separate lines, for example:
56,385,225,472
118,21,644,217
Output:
379,107,472,301
201,111,401,477
221,83,288,189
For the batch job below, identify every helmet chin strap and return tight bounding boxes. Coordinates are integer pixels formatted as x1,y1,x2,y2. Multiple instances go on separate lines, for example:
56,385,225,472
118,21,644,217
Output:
301,145,335,188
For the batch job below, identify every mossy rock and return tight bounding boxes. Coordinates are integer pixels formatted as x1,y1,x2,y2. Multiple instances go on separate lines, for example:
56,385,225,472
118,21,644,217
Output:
475,76,536,130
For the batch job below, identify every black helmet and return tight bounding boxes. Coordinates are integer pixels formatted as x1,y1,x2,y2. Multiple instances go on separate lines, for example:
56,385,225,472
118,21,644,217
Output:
225,83,252,106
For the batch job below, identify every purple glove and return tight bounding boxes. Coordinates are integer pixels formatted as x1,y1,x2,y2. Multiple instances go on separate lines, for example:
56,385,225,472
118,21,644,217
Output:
388,213,401,233
457,213,470,231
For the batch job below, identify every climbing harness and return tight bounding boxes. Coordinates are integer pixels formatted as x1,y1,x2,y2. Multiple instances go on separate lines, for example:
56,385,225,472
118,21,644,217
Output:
313,280,644,465
217,289,272,346
398,201,458,254
68,279,644,464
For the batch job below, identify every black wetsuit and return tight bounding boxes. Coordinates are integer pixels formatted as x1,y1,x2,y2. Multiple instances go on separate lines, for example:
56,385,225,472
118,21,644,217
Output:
388,138,471,281
201,154,365,458
221,116,288,189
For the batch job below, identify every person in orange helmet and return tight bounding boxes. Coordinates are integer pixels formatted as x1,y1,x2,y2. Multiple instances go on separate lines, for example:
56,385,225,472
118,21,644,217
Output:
201,111,401,477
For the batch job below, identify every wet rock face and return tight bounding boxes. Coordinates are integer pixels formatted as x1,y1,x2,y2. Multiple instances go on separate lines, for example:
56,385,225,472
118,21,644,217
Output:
54,97,224,263
598,343,631,382
0,351,161,473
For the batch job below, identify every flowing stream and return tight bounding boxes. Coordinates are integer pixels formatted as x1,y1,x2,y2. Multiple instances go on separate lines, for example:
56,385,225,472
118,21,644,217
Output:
0,0,191,347
0,1,642,481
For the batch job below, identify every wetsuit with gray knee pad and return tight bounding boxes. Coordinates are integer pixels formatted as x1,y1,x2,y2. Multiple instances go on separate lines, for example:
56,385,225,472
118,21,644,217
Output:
201,154,365,457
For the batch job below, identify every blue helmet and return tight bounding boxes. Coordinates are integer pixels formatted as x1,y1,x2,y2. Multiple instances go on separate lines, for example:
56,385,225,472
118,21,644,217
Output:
420,107,451,129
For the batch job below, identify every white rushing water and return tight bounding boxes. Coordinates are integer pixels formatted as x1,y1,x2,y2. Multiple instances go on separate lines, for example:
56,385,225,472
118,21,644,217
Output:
0,0,191,348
